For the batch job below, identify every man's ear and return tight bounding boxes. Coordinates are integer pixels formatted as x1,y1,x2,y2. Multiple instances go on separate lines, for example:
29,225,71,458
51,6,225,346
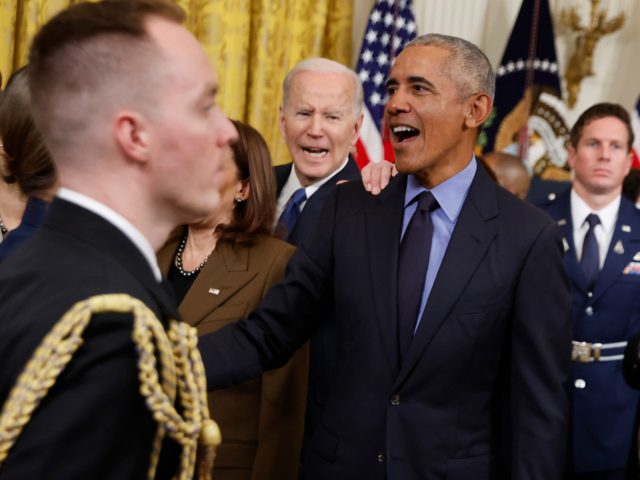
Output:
464,93,492,129
567,145,577,170
351,112,364,147
113,111,150,164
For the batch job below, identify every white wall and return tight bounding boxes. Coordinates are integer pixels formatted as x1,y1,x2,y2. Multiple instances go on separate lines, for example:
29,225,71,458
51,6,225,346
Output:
352,0,640,125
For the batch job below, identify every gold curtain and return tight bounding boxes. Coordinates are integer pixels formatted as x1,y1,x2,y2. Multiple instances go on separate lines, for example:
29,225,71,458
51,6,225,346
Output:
0,0,353,166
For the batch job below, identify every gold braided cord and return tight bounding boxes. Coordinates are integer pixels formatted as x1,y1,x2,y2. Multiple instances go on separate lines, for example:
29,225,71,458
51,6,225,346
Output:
0,293,220,480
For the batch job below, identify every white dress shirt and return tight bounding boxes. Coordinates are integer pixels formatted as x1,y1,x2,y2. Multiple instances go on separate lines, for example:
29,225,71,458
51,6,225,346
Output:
275,156,350,222
570,189,620,269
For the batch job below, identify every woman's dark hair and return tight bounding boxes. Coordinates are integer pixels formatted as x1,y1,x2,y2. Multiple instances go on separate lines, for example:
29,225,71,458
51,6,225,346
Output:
0,66,56,197
215,120,277,245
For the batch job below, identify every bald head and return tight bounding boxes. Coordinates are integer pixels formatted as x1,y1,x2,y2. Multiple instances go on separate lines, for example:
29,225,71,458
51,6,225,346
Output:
484,152,530,200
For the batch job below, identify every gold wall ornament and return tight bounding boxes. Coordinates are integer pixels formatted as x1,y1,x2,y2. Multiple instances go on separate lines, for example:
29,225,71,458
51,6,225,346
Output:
560,0,625,108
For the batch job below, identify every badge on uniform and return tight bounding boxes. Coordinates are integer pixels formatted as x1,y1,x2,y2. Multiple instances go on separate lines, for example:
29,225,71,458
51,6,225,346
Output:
634,251,640,261
623,261,640,275
614,240,624,255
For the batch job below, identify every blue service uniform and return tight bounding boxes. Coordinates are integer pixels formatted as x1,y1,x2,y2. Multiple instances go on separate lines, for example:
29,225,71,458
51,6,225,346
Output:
538,190,640,474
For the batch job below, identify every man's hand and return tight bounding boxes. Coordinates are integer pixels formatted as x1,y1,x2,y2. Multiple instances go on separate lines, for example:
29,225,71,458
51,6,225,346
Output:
361,160,397,195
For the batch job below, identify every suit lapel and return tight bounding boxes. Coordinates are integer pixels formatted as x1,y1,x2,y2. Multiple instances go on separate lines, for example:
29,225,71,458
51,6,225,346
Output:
289,157,361,245
177,242,257,326
551,192,589,293
394,167,499,388
592,199,640,302
367,175,407,376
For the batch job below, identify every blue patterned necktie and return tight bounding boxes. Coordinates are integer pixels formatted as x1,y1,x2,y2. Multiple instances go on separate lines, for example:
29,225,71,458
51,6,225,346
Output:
581,213,601,289
277,188,307,239
397,191,439,359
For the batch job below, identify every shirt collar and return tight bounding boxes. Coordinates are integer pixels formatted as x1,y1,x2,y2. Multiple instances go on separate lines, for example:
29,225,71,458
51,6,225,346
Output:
57,188,162,282
404,156,477,223
286,156,350,198
570,188,620,234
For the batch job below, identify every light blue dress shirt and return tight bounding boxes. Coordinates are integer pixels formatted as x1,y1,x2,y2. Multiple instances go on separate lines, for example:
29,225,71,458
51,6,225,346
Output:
401,157,477,333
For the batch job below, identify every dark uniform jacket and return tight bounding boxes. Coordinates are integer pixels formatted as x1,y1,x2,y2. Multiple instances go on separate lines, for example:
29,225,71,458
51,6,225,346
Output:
200,166,572,480
539,190,640,473
0,198,180,479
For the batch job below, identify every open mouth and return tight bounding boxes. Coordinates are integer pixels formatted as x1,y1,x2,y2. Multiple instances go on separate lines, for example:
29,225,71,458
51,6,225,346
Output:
391,125,419,143
302,147,329,158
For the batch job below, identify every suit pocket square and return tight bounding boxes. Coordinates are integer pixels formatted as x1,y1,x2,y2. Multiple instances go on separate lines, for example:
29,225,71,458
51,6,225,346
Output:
623,262,640,275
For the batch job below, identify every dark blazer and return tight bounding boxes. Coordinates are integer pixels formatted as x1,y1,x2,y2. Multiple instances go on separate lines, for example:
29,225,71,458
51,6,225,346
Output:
200,165,572,480
538,190,640,473
0,198,180,479
157,236,306,480
0,196,49,262
275,156,361,246
275,156,361,453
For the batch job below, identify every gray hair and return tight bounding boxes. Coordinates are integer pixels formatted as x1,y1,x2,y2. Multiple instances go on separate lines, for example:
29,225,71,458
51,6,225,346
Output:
406,33,495,100
281,57,364,117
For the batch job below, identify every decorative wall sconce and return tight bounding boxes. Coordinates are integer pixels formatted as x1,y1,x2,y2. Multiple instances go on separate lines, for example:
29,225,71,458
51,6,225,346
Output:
559,0,624,108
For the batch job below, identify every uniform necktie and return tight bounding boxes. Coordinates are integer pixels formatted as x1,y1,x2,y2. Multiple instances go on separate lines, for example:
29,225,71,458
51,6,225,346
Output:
398,191,439,359
581,213,601,289
277,188,307,239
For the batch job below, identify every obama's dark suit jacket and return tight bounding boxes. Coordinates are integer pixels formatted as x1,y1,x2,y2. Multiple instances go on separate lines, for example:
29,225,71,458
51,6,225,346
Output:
201,164,572,480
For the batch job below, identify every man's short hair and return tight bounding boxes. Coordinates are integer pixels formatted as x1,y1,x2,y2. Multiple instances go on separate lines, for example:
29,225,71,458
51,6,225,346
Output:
281,58,364,118
569,102,634,151
28,0,185,157
406,33,495,101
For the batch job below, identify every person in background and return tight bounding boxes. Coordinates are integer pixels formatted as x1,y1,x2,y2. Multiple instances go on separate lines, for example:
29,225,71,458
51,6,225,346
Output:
158,119,305,480
274,58,363,244
622,168,640,205
482,151,530,200
273,57,364,456
0,66,57,261
0,69,27,244
536,103,640,480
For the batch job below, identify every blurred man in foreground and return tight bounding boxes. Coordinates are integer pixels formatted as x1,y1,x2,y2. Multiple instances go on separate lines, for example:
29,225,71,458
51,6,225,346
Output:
0,1,237,478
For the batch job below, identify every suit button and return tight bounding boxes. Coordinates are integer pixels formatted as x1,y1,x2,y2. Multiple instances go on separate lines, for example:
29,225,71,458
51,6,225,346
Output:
390,394,400,405
587,291,593,298
377,452,385,462
585,306,593,316
575,379,586,389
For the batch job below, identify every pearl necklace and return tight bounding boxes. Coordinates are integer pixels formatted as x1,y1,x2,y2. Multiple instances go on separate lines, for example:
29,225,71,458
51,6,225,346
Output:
0,214,7,239
175,235,211,277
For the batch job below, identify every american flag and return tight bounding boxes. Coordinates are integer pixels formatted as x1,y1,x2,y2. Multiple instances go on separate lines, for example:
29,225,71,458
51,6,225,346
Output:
354,0,417,169
631,96,640,169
